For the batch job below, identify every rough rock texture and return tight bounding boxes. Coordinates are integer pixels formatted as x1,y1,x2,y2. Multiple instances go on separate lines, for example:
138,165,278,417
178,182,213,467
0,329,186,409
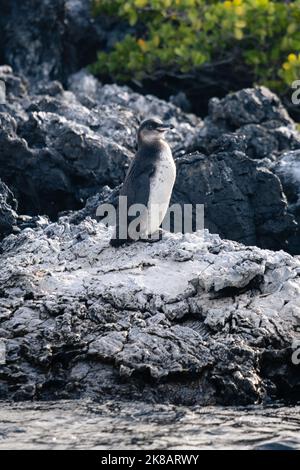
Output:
2,0,300,123
70,75,300,252
199,87,300,158
0,65,201,218
0,160,49,238
0,0,111,84
1,0,299,410
0,179,18,238
0,65,299,252
0,220,299,404
0,66,133,217
173,149,296,251
67,70,202,154
274,151,300,255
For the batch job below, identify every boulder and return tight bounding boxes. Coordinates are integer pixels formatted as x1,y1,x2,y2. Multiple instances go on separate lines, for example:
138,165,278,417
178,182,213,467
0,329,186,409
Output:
195,86,300,159
208,86,294,130
173,149,296,251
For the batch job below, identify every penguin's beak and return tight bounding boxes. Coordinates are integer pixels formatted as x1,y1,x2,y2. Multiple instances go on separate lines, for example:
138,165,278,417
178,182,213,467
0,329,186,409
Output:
157,123,174,132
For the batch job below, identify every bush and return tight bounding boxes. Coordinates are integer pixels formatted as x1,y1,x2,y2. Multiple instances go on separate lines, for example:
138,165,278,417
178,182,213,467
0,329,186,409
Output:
91,0,300,94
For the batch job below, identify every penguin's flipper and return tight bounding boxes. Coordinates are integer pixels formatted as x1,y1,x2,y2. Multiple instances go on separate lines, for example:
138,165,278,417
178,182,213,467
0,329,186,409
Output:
111,157,156,245
121,158,155,208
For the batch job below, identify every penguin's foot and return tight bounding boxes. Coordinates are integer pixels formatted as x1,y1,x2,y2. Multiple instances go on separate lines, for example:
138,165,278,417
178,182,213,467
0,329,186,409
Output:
110,237,133,248
110,229,166,246
140,229,164,243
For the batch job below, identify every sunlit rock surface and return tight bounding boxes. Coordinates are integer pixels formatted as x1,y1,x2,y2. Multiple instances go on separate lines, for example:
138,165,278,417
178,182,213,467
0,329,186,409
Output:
0,220,299,404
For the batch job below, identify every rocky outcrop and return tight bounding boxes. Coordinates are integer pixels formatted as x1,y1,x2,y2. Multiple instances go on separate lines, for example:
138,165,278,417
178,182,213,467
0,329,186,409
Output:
173,148,296,252
172,88,300,253
199,87,300,158
0,65,201,219
0,179,18,238
1,0,299,410
0,66,134,217
0,0,109,84
0,65,299,252
274,151,300,254
0,168,49,239
0,67,299,405
69,76,300,252
0,220,299,404
67,69,203,154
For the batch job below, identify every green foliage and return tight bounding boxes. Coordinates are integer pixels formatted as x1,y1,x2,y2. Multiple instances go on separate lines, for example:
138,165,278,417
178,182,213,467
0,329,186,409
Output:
280,53,300,86
91,0,300,90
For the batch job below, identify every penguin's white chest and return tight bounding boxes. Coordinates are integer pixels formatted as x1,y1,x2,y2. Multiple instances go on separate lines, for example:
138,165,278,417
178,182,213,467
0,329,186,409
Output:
145,145,176,235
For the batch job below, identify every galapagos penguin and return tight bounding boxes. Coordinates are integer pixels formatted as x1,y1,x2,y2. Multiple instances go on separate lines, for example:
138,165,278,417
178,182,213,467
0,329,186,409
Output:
110,118,176,246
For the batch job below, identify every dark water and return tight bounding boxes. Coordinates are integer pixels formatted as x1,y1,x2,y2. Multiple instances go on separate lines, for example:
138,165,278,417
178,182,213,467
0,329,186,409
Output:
0,400,299,450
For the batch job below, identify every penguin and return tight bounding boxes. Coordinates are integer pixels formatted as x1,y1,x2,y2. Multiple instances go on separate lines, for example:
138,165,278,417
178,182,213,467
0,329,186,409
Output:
110,118,176,246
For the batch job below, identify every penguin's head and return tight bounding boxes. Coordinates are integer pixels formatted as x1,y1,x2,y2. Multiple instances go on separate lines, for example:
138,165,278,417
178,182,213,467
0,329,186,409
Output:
138,118,173,144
